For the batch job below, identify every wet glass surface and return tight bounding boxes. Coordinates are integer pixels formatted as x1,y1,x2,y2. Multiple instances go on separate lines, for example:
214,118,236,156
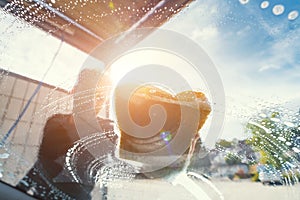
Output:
0,0,300,199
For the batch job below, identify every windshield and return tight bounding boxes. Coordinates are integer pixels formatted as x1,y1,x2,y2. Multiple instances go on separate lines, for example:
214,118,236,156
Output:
0,0,300,199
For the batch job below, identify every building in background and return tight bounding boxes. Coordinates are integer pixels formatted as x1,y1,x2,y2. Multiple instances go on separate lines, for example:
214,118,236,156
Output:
0,69,71,184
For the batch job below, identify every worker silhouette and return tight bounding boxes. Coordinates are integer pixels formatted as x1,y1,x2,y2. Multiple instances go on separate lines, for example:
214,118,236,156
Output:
16,67,115,199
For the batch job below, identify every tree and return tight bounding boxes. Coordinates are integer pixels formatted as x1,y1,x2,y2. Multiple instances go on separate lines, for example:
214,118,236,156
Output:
225,152,242,165
246,110,300,170
216,139,233,149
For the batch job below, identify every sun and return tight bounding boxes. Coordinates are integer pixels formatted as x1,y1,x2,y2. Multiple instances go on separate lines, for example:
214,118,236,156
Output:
108,49,207,93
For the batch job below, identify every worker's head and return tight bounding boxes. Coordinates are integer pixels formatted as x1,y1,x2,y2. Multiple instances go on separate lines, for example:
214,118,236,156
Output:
72,67,110,116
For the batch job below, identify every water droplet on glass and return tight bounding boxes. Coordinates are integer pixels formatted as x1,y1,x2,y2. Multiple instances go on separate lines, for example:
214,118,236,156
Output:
284,121,295,127
285,141,292,146
260,1,269,9
27,188,35,196
278,136,286,142
270,117,280,122
272,4,285,16
237,0,248,5
0,153,9,159
259,113,267,118
288,10,299,21
292,147,300,153
149,89,156,93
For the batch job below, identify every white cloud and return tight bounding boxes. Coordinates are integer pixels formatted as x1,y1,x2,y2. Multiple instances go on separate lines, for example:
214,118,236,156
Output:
236,25,251,36
258,64,281,72
191,26,218,41
256,27,300,75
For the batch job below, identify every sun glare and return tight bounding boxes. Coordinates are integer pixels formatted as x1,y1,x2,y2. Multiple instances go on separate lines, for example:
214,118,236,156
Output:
109,49,208,94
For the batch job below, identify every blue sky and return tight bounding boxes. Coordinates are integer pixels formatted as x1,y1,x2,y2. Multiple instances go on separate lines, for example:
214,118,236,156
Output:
163,0,300,139
165,0,300,81
1,0,300,140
